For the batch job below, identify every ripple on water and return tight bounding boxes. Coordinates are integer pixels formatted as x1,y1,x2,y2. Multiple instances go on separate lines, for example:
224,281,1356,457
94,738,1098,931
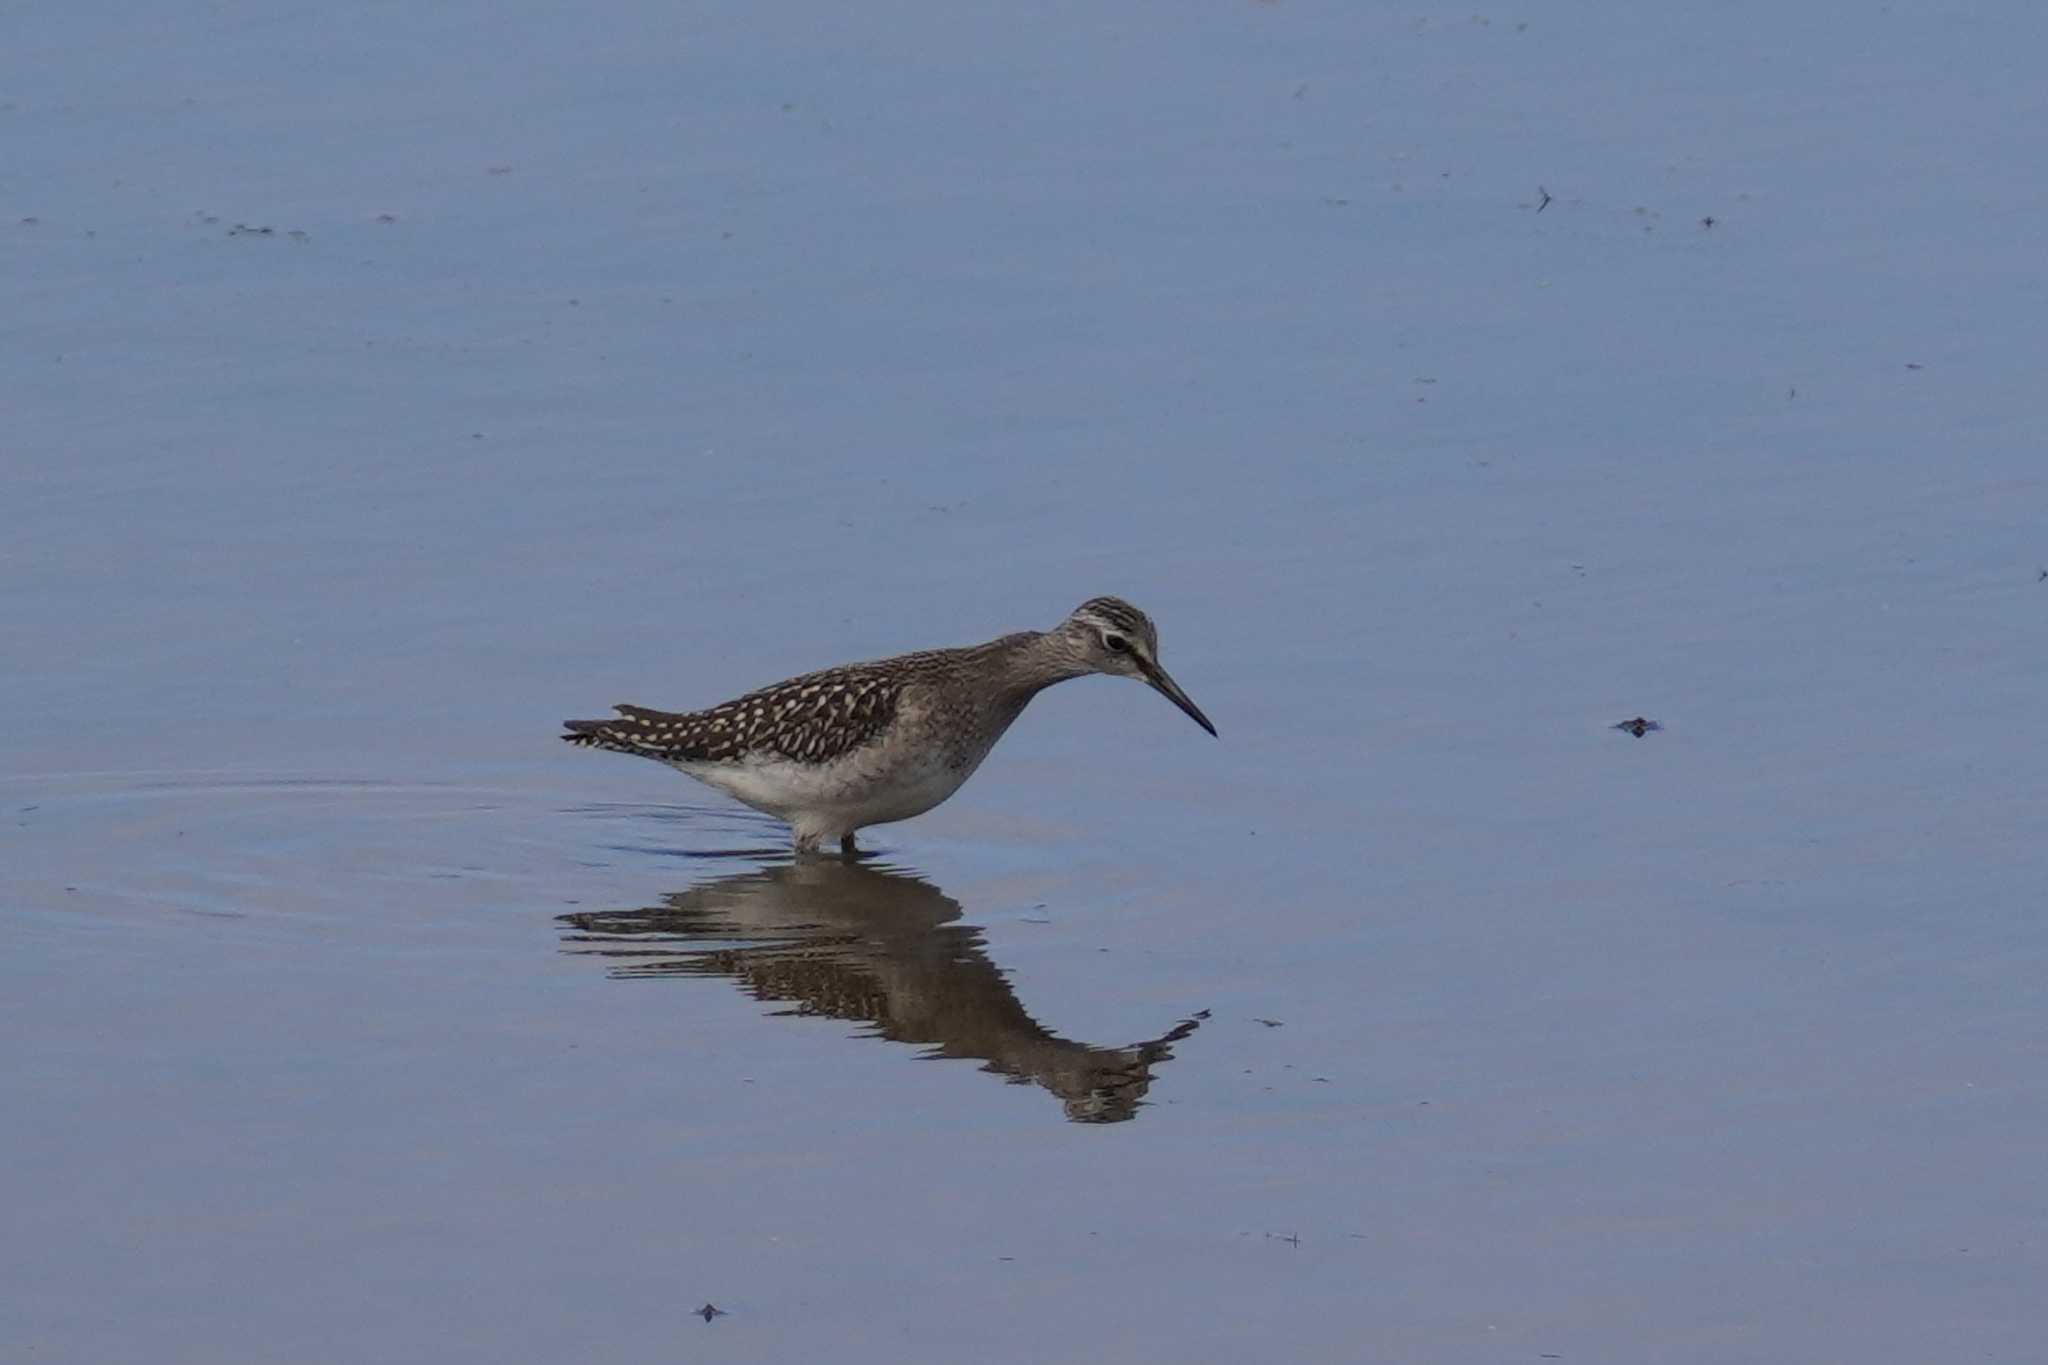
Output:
1,769,642,936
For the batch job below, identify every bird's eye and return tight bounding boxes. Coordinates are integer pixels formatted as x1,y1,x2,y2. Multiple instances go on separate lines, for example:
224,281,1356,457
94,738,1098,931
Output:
1103,634,1129,653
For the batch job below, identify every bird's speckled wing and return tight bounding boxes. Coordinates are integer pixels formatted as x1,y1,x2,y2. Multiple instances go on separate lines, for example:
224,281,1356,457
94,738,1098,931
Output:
562,656,938,766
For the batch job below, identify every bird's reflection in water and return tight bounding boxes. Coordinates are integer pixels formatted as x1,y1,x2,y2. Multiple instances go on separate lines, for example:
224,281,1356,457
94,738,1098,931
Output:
558,859,1204,1123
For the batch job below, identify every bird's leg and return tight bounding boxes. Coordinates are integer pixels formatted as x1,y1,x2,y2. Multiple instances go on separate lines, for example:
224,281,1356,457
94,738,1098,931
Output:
839,833,859,858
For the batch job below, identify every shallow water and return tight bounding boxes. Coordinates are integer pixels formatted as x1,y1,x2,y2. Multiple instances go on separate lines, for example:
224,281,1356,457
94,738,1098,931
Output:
9,1,2048,1360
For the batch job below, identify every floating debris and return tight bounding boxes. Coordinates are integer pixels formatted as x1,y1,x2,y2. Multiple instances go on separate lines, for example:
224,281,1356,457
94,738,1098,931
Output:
1612,717,1662,738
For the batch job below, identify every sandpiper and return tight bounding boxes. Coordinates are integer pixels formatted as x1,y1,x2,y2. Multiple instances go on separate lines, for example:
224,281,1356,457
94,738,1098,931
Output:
562,596,1215,854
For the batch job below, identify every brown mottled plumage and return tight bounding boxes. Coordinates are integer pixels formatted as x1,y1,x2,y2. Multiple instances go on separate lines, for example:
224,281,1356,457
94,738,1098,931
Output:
563,597,1214,854
565,651,954,766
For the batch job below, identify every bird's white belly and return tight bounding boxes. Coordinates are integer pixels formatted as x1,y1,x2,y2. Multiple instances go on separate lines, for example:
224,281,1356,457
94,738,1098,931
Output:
671,746,975,835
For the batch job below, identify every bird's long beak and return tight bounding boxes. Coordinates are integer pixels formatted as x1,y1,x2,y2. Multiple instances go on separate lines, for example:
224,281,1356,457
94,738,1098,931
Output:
1136,656,1218,737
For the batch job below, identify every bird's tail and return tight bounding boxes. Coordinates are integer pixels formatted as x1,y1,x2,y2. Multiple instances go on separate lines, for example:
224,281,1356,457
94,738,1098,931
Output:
561,705,677,756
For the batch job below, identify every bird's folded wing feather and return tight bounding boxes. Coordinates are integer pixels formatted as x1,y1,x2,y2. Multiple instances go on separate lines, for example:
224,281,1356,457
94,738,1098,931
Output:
564,664,911,764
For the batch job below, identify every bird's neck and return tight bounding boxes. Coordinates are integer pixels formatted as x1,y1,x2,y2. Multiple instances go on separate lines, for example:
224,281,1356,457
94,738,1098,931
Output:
983,629,1091,702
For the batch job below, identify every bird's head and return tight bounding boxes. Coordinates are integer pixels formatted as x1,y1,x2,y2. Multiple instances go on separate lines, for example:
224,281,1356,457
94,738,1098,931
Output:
1051,596,1216,737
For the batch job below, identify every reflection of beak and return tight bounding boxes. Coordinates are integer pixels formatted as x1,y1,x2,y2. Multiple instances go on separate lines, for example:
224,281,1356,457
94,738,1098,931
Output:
1136,656,1218,737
